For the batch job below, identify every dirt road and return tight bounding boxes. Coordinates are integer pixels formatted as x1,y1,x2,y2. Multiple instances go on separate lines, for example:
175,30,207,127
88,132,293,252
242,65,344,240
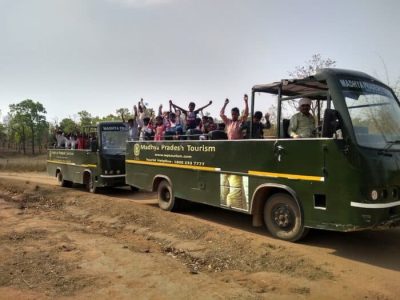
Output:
0,172,399,299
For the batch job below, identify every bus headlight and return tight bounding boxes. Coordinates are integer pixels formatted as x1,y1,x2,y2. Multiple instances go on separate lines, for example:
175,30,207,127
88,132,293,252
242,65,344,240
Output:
370,190,379,201
105,170,108,175
116,170,121,174
109,170,114,175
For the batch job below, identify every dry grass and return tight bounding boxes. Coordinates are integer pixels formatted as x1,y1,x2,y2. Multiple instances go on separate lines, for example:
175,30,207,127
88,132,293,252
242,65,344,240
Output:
0,153,46,172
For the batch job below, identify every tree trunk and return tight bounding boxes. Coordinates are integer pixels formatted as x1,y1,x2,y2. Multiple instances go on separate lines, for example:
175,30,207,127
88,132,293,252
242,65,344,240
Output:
31,125,35,155
22,127,26,155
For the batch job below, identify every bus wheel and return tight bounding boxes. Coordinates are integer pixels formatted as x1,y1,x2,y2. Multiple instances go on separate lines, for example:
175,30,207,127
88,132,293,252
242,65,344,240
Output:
85,173,97,193
263,193,308,242
157,180,178,211
57,171,72,188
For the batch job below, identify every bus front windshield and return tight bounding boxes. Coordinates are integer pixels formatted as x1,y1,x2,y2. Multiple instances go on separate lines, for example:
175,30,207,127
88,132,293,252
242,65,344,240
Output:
101,129,128,155
341,79,400,149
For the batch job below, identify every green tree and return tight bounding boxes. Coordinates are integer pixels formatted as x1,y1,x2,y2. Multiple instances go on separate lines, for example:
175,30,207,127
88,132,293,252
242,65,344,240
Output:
9,99,47,154
289,54,336,79
8,110,27,154
36,120,49,153
91,114,120,124
0,123,7,149
116,108,131,122
77,110,93,127
102,114,120,121
59,118,78,134
288,54,336,117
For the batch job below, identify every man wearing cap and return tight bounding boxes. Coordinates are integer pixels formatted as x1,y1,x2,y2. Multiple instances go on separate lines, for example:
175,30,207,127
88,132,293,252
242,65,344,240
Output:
288,98,315,138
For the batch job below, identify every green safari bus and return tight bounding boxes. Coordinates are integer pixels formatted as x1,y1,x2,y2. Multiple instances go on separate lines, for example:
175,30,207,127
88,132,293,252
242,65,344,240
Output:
125,68,400,241
47,122,128,193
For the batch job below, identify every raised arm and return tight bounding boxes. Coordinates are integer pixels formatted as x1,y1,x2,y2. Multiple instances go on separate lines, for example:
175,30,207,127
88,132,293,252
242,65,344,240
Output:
220,98,229,124
133,105,138,119
140,98,146,110
149,111,155,124
169,100,187,114
195,100,213,113
240,94,249,122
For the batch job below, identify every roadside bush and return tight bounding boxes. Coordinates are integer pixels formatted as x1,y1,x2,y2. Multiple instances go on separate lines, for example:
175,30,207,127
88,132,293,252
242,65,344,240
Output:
0,153,46,172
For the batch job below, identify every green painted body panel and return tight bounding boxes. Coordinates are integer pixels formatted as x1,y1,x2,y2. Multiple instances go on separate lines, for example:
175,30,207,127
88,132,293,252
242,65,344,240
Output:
47,149,96,183
47,149,126,188
125,138,400,231
47,122,127,189
125,69,400,232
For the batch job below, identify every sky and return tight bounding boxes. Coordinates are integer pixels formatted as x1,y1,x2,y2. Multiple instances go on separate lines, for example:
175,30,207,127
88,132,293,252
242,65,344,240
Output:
0,0,399,123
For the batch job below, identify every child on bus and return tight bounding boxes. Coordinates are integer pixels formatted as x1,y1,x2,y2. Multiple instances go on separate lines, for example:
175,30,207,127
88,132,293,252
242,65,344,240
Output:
139,117,154,140
137,98,147,132
154,116,165,141
169,99,213,130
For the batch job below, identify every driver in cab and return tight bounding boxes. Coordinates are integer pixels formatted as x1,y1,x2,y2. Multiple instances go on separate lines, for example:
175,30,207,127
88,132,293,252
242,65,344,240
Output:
288,98,315,138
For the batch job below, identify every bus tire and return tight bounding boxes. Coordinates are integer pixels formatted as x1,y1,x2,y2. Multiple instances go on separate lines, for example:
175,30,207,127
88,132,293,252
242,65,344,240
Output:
57,171,72,188
85,173,97,193
263,193,308,242
157,180,179,211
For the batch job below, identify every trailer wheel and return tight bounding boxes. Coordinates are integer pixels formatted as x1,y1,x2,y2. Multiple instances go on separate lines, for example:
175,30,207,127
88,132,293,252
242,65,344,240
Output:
264,193,308,242
85,173,97,193
57,171,72,188
157,180,179,211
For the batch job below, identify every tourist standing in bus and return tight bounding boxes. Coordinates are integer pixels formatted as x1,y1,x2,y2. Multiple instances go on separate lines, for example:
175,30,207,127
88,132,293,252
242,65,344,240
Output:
55,131,65,148
154,116,166,141
139,117,154,140
77,133,85,149
127,105,139,141
169,99,213,130
70,134,77,149
241,111,271,139
174,109,186,131
220,94,249,140
169,100,186,132
288,98,315,138
166,112,183,136
137,98,147,132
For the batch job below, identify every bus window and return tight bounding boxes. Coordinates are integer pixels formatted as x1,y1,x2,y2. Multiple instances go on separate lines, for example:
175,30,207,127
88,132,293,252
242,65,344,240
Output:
342,80,400,149
101,130,128,155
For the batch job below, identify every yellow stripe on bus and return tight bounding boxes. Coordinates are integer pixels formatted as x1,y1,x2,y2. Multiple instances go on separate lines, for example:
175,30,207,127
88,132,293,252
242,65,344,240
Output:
47,160,97,168
126,160,324,181
126,159,219,172
248,170,324,182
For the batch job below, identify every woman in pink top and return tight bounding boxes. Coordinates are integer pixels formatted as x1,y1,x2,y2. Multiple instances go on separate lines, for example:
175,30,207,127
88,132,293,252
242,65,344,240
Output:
220,94,249,140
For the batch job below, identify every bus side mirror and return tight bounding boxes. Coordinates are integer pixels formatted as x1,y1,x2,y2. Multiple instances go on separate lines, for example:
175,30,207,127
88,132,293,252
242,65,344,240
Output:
322,109,341,138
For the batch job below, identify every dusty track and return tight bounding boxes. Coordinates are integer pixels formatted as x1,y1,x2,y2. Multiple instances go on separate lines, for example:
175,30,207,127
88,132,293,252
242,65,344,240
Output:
0,172,399,299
